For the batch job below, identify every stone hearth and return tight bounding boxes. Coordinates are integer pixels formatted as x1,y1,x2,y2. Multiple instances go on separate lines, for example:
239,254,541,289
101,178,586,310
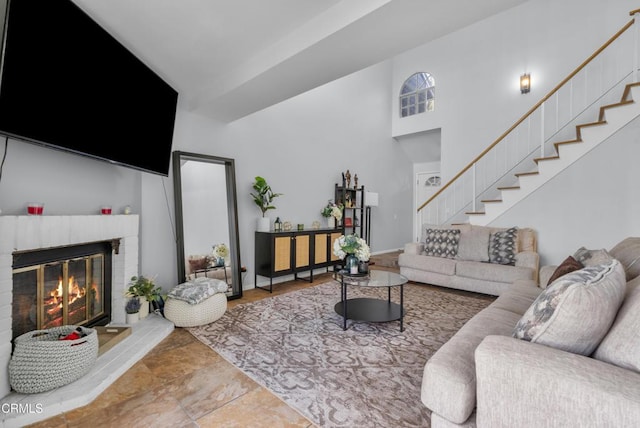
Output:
0,215,174,426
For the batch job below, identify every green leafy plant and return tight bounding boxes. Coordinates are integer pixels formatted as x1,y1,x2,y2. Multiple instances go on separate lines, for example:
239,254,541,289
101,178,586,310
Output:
127,275,162,302
250,176,283,217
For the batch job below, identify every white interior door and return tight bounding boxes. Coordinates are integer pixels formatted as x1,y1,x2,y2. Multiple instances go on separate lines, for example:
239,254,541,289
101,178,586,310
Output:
415,171,441,241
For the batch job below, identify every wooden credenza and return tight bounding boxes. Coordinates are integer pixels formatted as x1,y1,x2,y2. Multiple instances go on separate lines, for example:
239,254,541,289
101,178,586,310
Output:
255,229,342,292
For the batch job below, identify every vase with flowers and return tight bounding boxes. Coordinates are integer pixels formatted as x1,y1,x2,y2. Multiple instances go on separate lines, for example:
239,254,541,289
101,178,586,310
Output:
321,200,343,229
333,233,370,274
211,243,229,266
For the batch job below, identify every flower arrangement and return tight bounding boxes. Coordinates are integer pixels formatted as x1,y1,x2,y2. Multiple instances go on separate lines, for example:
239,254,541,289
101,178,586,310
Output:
125,296,141,314
333,234,370,261
321,200,343,221
212,243,229,259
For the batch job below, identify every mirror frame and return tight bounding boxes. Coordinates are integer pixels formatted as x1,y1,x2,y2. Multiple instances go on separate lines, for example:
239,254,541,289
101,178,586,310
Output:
172,151,242,299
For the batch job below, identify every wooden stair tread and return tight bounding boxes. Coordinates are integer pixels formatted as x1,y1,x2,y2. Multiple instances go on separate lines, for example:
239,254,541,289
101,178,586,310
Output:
554,139,581,149
577,120,607,129
465,211,486,215
515,171,539,177
497,185,520,191
534,155,560,164
621,82,640,101
481,199,502,203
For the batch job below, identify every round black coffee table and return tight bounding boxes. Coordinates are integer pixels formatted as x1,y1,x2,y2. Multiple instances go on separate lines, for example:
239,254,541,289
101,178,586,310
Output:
335,270,408,331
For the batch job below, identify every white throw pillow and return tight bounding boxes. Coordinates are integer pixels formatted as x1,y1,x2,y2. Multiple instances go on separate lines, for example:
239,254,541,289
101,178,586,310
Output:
512,260,626,356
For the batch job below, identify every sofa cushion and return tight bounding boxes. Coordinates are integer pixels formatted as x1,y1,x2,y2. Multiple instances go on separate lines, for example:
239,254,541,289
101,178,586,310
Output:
456,226,491,262
422,307,521,424
424,228,461,259
546,255,582,286
398,253,457,276
573,247,614,266
489,283,542,315
488,227,517,265
593,275,640,372
512,260,626,356
456,260,532,284
609,237,640,281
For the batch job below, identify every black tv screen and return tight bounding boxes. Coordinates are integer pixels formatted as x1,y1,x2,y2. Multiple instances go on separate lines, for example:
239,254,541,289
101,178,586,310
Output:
0,0,178,176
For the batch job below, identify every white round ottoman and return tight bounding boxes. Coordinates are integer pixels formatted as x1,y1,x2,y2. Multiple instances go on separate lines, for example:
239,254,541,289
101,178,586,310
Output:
164,292,227,327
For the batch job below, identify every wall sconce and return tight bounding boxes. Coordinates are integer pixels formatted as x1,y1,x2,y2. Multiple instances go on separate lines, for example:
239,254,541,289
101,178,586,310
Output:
520,73,531,94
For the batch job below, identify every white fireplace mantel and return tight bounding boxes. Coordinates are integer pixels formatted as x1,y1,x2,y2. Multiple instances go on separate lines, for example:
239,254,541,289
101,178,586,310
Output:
0,215,141,398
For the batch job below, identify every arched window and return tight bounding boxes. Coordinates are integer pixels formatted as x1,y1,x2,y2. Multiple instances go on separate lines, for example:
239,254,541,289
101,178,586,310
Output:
400,72,435,117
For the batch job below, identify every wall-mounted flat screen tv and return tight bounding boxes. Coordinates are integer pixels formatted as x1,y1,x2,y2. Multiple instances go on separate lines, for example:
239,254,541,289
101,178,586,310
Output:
0,0,178,176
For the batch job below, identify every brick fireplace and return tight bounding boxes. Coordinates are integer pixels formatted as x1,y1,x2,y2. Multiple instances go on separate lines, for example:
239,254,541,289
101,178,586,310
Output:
0,215,139,398
0,215,174,426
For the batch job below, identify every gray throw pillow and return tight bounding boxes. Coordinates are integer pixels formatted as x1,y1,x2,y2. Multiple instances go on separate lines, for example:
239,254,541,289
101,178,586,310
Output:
424,228,460,259
512,260,626,356
489,227,517,265
573,247,613,266
456,227,491,262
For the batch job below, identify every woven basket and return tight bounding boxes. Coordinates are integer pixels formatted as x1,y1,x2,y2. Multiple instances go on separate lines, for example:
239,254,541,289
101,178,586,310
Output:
9,325,99,394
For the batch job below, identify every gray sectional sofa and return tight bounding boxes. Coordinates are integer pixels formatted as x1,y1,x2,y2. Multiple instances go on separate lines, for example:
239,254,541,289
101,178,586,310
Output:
422,237,640,427
398,224,539,296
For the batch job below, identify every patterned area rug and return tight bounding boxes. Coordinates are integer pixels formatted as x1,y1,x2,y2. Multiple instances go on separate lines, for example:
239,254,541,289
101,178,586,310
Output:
187,280,493,427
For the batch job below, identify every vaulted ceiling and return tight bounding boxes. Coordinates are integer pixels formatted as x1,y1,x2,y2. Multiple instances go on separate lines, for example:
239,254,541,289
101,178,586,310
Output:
73,0,526,122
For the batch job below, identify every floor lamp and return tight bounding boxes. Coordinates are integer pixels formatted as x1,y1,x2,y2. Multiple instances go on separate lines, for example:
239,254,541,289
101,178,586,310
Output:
364,191,378,246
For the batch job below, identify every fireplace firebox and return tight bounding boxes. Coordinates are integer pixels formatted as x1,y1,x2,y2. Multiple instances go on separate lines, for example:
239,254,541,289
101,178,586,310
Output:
12,241,114,341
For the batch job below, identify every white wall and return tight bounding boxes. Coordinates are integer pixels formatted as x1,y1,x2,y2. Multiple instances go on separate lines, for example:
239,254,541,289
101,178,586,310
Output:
491,119,640,266
2,0,637,293
144,61,416,290
392,0,631,179
391,0,638,267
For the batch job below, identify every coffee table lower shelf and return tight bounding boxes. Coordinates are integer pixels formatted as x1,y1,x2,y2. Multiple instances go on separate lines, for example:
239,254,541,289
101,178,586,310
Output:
334,298,405,330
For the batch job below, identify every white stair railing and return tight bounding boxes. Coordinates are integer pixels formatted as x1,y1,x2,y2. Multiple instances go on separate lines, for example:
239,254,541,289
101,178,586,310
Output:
419,11,640,225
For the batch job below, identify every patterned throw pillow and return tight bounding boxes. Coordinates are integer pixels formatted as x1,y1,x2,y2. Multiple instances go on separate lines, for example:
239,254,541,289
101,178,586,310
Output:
424,228,461,259
512,260,626,356
488,227,518,265
573,247,614,266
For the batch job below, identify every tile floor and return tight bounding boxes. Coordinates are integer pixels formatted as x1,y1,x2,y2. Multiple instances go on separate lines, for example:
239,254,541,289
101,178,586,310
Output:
28,256,401,428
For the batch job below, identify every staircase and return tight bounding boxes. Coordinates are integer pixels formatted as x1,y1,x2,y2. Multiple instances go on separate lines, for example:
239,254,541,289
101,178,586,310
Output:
468,82,640,225
418,10,640,227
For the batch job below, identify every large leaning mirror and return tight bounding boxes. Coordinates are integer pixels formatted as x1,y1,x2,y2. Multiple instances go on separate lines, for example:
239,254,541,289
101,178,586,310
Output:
173,151,242,299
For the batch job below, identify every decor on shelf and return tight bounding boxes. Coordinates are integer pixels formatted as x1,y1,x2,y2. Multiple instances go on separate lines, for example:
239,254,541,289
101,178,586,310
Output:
321,199,343,228
127,275,162,319
333,233,370,274
188,255,208,271
250,176,283,232
211,243,229,266
125,297,141,324
274,217,282,232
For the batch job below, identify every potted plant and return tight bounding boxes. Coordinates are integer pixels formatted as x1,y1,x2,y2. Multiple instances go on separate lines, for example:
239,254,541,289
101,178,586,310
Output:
125,297,141,324
250,176,283,231
127,275,162,319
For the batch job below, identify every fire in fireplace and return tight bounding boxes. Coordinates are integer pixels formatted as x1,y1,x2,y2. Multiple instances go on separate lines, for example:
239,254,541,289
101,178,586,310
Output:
12,241,114,341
